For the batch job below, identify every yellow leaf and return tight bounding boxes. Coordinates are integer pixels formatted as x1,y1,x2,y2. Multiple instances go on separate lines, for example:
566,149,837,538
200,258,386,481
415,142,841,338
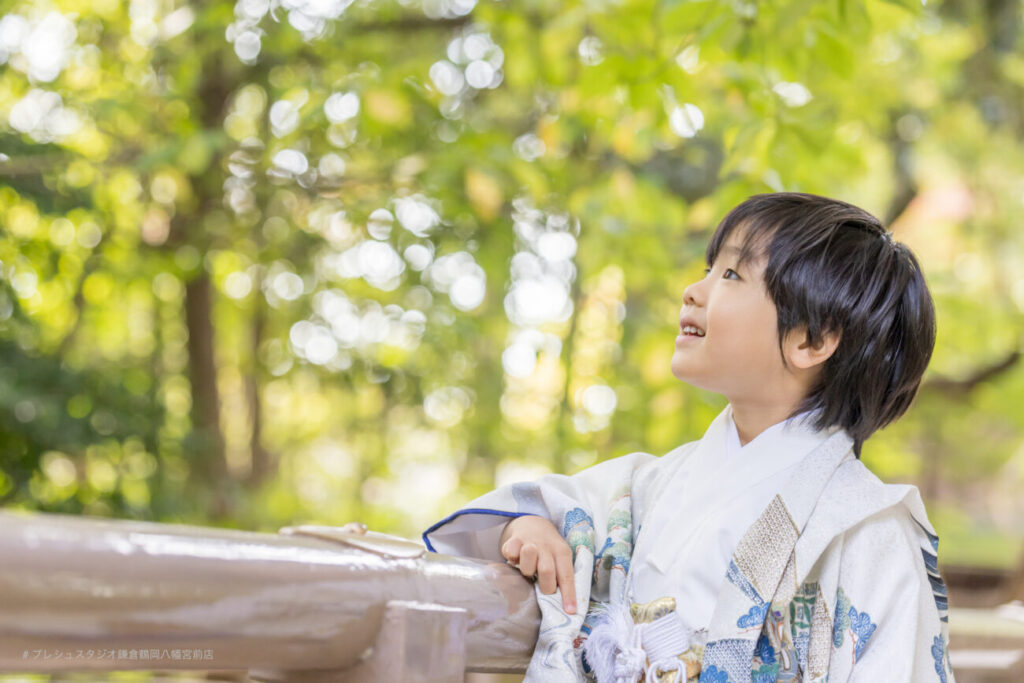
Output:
8,203,40,239
538,116,561,156
611,168,636,200
365,89,411,127
465,168,504,222
611,111,654,162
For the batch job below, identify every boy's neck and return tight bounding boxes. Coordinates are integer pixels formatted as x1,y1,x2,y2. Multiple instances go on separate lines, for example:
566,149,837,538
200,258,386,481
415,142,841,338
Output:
730,400,805,446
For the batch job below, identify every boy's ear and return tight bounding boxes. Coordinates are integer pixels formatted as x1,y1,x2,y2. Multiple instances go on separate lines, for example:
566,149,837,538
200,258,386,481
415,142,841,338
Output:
784,326,841,370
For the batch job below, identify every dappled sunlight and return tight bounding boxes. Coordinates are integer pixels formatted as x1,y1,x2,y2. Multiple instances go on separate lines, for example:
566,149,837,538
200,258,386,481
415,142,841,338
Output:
394,194,441,237
334,238,405,290
423,385,472,428
8,89,81,143
428,28,504,121
427,250,486,311
504,198,578,328
0,11,76,82
668,101,705,139
567,265,626,434
772,81,813,107
496,198,581,432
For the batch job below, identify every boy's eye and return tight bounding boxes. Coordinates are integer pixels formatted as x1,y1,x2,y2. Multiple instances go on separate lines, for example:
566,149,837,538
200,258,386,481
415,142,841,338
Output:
703,267,711,276
723,268,740,280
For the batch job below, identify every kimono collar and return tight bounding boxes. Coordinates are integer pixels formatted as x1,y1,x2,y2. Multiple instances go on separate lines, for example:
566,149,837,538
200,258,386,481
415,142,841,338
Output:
692,404,836,501
724,404,834,462
640,406,835,578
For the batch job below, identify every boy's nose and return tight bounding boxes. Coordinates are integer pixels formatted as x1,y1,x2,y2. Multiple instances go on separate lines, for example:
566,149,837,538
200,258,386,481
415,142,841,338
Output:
682,279,705,307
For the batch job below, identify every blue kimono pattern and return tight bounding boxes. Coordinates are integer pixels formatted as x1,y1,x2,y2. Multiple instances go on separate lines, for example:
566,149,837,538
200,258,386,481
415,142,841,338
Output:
832,587,877,662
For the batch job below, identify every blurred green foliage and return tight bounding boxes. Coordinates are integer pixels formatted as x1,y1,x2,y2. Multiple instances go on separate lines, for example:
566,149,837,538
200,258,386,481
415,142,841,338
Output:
0,0,1022,570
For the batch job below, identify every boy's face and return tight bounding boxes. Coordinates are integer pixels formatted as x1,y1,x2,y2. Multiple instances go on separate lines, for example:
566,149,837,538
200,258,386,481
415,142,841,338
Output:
671,230,789,400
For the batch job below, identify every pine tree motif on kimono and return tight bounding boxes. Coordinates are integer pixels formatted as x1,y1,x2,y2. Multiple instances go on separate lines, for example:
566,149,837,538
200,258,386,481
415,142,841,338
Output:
592,488,633,598
751,634,780,682
562,507,595,559
832,587,852,648
931,635,948,683
698,665,729,683
848,605,877,661
830,587,876,662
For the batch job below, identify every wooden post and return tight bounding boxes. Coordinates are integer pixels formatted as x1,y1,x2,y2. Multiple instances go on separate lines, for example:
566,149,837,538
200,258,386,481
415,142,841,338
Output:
252,601,469,682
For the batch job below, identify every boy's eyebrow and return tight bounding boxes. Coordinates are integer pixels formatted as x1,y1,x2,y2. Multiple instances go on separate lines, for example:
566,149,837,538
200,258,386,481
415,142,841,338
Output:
708,244,744,264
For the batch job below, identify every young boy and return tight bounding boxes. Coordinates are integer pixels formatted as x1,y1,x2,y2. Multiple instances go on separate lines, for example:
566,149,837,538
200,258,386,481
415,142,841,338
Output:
424,193,953,682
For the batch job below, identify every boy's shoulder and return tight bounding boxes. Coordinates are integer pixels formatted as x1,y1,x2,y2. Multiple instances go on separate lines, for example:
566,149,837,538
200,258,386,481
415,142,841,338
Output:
816,456,937,545
829,457,889,497
622,440,701,503
795,456,937,573
662,439,702,461
650,439,702,476
621,439,701,475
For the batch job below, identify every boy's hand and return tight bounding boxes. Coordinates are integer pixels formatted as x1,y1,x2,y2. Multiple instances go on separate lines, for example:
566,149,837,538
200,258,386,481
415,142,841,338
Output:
500,515,577,614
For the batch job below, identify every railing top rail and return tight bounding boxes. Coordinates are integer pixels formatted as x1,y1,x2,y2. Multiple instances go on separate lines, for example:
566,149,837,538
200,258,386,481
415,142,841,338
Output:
0,511,538,676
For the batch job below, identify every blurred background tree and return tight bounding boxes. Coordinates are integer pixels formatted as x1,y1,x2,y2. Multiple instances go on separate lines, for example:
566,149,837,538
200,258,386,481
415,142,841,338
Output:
0,0,1022,572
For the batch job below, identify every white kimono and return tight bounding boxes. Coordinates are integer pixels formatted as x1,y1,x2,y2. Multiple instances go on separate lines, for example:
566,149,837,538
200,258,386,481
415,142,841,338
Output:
424,406,954,683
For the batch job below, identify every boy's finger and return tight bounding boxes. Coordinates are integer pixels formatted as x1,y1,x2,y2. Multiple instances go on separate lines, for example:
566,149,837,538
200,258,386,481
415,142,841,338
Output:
555,549,577,613
536,554,556,594
501,537,523,563
518,543,539,577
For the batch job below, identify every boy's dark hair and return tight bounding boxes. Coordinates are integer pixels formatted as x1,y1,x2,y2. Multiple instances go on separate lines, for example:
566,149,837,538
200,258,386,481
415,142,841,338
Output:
706,192,936,456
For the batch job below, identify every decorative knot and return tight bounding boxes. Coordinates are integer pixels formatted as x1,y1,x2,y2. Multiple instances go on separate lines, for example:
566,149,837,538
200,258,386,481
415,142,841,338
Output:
613,645,646,683
584,603,690,683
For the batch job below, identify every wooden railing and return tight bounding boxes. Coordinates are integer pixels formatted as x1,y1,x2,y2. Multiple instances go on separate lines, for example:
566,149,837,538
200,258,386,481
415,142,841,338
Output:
1,510,1023,681
0,511,538,681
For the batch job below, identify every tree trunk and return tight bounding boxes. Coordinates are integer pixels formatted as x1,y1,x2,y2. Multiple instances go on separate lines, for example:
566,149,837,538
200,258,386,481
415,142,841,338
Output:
184,271,229,515
245,279,274,488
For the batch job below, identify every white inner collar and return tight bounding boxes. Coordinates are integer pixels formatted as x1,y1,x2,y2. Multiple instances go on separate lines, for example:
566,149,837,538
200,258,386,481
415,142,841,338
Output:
724,405,825,461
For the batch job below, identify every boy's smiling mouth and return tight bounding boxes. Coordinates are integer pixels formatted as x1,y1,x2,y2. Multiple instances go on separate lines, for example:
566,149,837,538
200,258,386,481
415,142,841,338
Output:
677,316,706,340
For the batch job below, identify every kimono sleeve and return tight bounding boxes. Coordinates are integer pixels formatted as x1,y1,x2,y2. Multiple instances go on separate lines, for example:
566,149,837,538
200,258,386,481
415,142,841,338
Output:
833,507,954,682
422,451,658,562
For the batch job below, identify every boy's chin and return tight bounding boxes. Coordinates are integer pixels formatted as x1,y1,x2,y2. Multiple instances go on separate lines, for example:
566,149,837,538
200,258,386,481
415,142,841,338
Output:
669,360,707,388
